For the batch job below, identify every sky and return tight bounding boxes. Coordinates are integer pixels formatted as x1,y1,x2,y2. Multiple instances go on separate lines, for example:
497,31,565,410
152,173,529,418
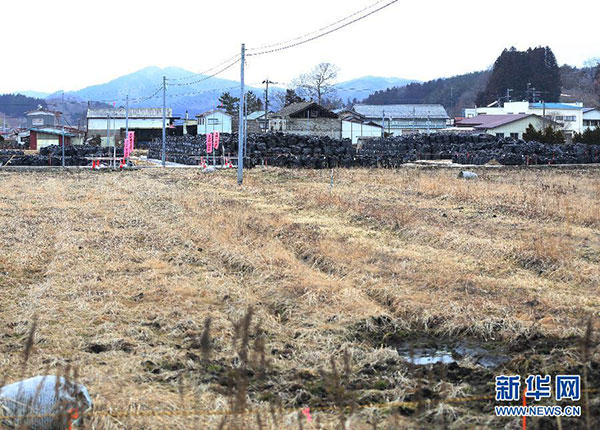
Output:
2,0,599,94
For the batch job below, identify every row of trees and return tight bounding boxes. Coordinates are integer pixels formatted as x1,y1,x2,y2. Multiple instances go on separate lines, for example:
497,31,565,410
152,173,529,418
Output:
574,128,600,145
218,62,343,116
522,124,565,144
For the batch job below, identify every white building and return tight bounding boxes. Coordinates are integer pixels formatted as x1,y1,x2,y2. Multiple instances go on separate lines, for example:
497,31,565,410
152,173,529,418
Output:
583,107,600,130
196,110,232,135
464,101,585,140
352,104,449,136
456,114,552,140
86,108,175,146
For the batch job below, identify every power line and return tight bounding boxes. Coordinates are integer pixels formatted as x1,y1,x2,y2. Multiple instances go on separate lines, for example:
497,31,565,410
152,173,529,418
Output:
167,59,241,87
247,0,398,57
166,54,240,82
246,0,389,53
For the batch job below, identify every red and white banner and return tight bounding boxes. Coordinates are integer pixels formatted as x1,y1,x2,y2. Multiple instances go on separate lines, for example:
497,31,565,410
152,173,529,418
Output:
213,131,220,150
206,132,213,154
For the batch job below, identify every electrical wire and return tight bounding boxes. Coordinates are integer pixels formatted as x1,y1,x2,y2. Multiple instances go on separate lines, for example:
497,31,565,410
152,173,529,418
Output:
167,59,241,87
247,0,398,57
246,0,388,52
166,53,240,82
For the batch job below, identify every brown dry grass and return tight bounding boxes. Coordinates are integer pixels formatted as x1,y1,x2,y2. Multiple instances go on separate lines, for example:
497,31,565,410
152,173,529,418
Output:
0,166,599,429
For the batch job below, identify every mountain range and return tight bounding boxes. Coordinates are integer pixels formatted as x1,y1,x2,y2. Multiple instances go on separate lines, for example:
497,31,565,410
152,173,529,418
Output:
17,67,418,118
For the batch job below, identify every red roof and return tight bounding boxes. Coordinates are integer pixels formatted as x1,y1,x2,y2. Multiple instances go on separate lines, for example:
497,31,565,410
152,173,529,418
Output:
456,114,535,129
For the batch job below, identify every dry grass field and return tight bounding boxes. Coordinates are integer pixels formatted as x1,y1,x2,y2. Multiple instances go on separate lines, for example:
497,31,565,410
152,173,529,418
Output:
0,166,599,429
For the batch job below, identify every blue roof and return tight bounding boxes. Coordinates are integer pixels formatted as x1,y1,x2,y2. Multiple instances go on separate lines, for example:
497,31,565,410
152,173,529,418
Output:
30,127,77,137
529,103,583,110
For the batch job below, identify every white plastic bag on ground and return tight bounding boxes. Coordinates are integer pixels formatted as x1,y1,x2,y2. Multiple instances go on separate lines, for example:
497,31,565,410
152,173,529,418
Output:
0,375,92,429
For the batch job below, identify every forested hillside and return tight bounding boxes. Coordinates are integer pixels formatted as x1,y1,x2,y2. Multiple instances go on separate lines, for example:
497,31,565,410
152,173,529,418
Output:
0,94,46,117
363,71,490,116
361,47,599,116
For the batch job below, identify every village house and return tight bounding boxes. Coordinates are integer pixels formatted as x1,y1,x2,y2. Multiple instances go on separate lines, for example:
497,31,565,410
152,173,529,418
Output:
351,104,450,135
196,110,232,135
269,102,340,138
465,101,585,141
22,107,84,150
455,114,553,139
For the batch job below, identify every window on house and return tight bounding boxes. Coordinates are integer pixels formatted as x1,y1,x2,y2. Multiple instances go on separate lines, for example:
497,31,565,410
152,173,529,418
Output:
198,118,205,125
564,116,576,122
496,133,504,138
208,118,219,124
510,133,519,139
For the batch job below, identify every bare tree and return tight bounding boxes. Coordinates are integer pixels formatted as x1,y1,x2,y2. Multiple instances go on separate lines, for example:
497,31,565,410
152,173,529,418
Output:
293,63,340,105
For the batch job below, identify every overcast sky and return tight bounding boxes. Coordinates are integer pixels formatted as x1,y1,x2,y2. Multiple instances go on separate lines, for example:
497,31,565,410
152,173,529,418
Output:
2,0,599,94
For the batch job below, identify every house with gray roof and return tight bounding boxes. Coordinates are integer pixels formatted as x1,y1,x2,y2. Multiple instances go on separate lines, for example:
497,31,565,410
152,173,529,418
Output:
352,104,450,135
269,102,341,138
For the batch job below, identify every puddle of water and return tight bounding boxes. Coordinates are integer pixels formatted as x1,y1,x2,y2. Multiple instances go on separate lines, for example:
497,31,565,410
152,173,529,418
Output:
397,341,510,369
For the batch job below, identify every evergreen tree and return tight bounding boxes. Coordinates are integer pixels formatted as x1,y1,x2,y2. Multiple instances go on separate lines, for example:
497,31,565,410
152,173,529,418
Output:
284,89,305,106
476,46,562,106
218,92,239,116
245,91,263,113
522,123,564,144
574,128,600,145
523,123,543,142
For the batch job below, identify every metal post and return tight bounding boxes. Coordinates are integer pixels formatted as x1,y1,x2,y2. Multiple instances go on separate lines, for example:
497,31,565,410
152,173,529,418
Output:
106,111,110,161
381,110,385,137
61,114,65,167
237,43,245,185
113,110,116,168
162,76,166,167
125,94,129,145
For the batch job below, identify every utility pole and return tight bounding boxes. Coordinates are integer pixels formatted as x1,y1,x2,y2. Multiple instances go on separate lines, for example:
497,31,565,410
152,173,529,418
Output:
162,76,166,167
106,111,110,162
262,79,276,132
381,109,385,137
450,86,454,105
526,83,531,101
125,94,129,144
237,43,245,185
61,113,65,168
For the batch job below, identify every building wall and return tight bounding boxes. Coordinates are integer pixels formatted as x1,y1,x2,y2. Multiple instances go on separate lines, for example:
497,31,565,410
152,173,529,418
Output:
583,109,600,130
486,117,548,140
342,121,382,143
197,112,232,135
27,113,56,128
475,102,584,134
284,118,342,138
362,117,447,136
87,118,165,134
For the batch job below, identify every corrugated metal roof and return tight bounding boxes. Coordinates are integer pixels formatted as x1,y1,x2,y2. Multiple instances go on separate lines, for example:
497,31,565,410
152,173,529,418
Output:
196,110,232,118
247,110,266,120
529,103,582,110
457,114,536,129
87,108,172,118
353,104,449,119
30,127,80,137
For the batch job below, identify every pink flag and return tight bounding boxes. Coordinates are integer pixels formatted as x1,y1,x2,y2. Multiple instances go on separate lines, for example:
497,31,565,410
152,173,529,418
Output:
207,133,213,154
301,408,312,423
124,137,130,158
213,131,220,149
